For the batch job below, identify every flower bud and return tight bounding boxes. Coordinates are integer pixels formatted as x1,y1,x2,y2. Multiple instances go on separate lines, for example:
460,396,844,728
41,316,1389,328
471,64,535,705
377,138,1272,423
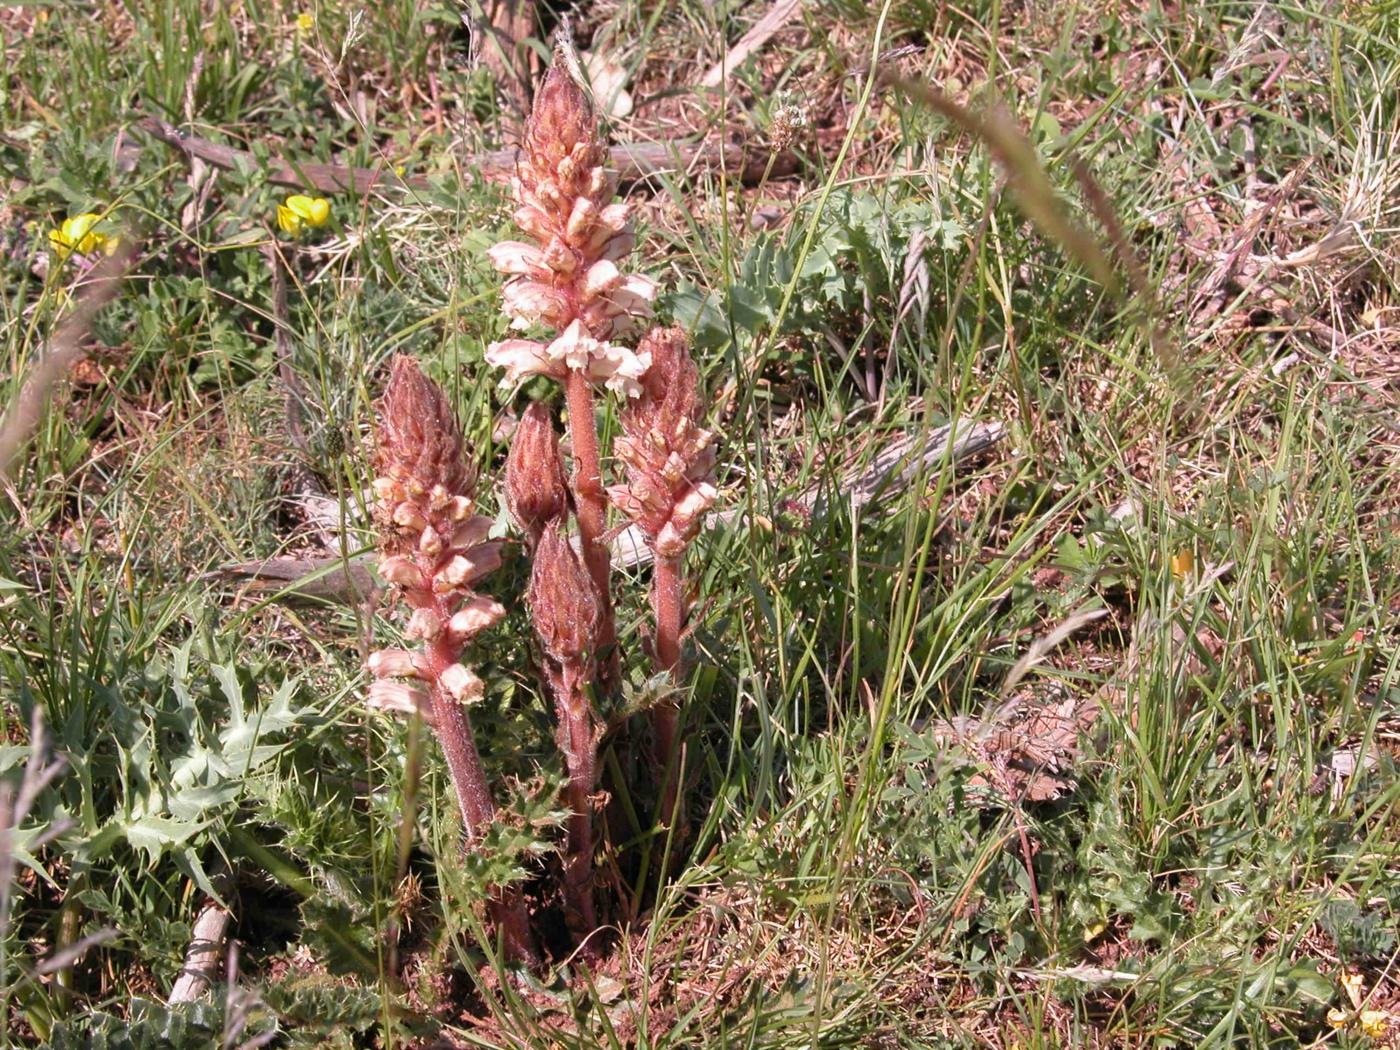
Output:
378,555,423,589
392,501,426,532
449,515,494,551
581,259,622,299
528,524,601,666
419,524,444,556
406,607,443,640
505,401,570,540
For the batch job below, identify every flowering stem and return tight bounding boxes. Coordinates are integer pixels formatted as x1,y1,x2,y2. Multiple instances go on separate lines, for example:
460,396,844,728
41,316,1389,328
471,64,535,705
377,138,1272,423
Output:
651,553,685,825
554,669,600,950
564,367,617,676
418,582,538,964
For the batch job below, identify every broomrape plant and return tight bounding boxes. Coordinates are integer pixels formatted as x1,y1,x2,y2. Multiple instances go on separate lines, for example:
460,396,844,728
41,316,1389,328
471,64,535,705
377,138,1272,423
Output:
369,52,715,961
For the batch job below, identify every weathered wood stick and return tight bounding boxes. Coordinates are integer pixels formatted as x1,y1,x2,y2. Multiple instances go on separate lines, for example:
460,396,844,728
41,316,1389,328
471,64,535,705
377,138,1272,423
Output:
700,0,804,89
168,894,231,1004
135,117,799,193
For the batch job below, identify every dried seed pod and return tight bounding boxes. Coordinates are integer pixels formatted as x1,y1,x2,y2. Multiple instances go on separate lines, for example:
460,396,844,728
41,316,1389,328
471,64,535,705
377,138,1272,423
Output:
528,523,601,670
506,401,570,541
608,327,717,557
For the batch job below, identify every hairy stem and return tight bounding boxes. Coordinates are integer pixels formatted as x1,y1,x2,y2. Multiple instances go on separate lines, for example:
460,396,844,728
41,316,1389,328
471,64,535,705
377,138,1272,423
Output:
422,589,538,964
556,671,599,950
651,553,684,825
564,368,616,679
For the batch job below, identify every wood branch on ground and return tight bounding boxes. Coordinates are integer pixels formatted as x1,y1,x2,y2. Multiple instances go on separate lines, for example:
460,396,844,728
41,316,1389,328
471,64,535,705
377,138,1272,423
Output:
168,892,232,1005
700,0,804,89
135,117,800,194
0,246,134,479
478,0,537,108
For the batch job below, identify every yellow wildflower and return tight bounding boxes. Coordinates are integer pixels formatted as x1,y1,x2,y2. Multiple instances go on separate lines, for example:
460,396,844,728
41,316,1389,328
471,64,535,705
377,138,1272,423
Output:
296,11,314,32
1170,548,1194,582
1359,1010,1388,1039
276,194,331,234
48,213,107,258
1329,1007,1350,1029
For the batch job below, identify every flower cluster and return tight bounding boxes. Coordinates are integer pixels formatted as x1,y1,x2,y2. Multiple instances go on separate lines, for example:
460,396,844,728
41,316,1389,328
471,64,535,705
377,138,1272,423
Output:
610,326,717,558
367,356,505,722
484,59,657,396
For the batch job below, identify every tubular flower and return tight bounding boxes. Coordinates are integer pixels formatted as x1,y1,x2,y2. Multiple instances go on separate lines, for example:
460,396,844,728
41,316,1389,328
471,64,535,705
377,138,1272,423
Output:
368,356,505,718
608,326,717,558
277,194,331,234
484,53,655,394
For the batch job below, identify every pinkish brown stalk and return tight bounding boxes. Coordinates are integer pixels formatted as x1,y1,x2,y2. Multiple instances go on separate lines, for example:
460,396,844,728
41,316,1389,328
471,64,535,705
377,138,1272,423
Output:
484,53,659,686
528,523,603,946
608,327,717,825
369,355,537,965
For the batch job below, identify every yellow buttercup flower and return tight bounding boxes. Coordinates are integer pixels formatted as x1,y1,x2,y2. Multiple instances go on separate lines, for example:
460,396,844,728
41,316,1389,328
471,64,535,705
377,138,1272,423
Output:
1170,548,1194,582
277,194,331,234
296,11,314,32
1359,1010,1388,1039
48,213,107,258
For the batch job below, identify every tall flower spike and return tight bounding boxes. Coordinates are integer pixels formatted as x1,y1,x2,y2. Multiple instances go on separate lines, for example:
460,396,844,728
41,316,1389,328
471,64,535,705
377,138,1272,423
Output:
484,52,656,396
370,355,536,963
608,326,718,559
608,326,717,828
505,401,570,546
